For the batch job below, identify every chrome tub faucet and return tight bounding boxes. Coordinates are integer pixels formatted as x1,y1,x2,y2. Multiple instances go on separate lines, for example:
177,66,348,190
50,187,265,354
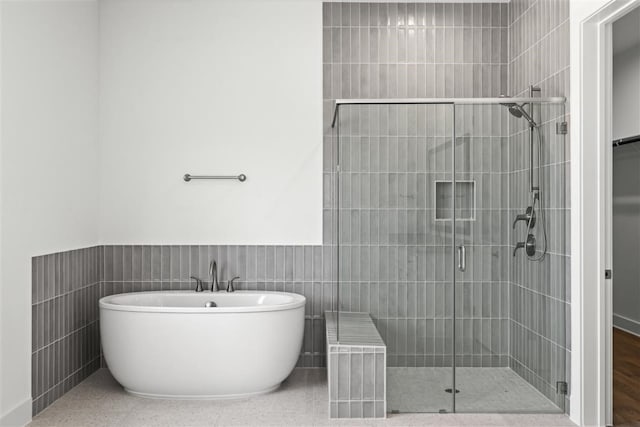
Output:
210,260,220,292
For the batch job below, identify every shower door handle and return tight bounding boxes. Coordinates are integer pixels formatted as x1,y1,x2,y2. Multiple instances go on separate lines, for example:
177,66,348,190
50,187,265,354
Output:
457,245,466,272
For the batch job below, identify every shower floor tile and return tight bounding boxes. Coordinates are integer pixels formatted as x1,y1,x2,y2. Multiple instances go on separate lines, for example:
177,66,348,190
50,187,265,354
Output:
388,367,561,414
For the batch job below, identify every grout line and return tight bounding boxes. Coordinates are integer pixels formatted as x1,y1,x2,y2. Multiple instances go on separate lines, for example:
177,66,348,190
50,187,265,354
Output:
32,320,99,355
510,276,570,300
510,317,568,351
33,281,101,306
32,356,101,403
508,19,569,65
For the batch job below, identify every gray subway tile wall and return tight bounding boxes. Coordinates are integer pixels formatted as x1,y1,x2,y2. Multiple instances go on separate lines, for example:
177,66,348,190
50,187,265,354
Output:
507,0,570,411
323,1,510,240
325,2,513,369
31,247,102,415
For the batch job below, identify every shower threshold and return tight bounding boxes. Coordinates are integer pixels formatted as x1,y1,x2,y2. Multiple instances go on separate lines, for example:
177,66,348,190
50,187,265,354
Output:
387,367,561,414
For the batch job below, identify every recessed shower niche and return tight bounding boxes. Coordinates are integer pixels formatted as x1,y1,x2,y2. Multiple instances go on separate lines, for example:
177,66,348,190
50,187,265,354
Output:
435,181,476,221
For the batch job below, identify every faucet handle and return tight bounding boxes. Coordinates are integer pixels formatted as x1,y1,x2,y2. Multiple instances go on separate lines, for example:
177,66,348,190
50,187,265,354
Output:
513,207,536,229
190,275,204,292
227,277,240,293
513,242,525,257
512,214,528,229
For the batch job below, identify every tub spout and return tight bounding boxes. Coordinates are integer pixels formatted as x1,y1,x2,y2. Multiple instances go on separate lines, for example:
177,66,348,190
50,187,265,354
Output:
210,260,220,292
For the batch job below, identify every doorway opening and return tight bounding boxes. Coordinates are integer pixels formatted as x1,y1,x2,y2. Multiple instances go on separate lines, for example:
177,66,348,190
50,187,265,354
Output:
611,7,640,426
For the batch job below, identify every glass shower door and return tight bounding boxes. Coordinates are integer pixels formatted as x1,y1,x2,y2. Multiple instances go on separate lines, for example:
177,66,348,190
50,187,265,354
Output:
335,102,456,414
451,103,511,413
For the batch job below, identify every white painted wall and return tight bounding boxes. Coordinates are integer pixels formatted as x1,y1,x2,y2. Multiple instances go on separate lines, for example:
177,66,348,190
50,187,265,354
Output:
98,0,323,245
612,8,640,141
0,2,99,425
612,145,640,335
612,47,640,140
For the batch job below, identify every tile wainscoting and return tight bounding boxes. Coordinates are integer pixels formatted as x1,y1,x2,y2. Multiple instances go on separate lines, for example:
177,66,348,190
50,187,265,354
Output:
31,247,102,415
31,244,335,416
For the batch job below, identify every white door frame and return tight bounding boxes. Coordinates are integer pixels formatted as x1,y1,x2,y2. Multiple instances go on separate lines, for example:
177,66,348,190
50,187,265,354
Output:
574,0,640,425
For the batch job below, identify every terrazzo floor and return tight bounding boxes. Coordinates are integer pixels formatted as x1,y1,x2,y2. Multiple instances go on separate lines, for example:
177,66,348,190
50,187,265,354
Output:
28,369,575,427
388,367,561,414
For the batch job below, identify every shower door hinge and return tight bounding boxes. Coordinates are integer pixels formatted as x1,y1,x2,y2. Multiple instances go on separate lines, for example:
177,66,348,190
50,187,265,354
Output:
605,269,612,279
556,381,568,395
556,122,568,135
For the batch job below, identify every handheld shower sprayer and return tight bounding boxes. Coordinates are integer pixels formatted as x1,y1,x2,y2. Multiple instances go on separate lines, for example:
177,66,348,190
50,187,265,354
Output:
505,87,548,262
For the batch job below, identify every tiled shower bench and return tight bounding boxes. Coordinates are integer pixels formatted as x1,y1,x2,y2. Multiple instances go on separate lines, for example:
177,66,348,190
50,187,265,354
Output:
325,311,386,419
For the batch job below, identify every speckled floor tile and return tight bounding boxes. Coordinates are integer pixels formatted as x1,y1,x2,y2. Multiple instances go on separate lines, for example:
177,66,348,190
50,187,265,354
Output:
28,368,575,427
28,407,130,427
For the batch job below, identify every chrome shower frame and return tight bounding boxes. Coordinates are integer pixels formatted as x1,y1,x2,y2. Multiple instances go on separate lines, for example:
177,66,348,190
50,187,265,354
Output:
331,96,566,128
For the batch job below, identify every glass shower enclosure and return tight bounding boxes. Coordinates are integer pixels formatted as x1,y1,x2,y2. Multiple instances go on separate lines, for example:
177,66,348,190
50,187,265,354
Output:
331,98,568,414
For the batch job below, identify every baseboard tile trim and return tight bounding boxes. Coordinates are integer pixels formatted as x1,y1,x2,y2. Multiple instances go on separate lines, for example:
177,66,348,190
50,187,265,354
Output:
0,398,32,427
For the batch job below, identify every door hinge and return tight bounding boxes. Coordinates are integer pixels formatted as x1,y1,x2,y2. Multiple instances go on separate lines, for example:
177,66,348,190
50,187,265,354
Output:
605,269,612,280
556,381,568,395
556,121,568,135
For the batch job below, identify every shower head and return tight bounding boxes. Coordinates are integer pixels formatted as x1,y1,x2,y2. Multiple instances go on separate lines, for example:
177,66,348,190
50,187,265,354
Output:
510,104,537,127
507,104,523,118
499,97,537,127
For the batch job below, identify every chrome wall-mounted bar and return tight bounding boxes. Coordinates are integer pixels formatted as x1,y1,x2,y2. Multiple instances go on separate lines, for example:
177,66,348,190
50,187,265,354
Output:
183,174,247,182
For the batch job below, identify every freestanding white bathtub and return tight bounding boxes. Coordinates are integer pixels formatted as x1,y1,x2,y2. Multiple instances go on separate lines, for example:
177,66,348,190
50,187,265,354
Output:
99,291,305,399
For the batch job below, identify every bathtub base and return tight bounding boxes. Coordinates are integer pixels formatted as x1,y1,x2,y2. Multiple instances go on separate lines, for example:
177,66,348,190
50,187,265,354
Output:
124,383,281,400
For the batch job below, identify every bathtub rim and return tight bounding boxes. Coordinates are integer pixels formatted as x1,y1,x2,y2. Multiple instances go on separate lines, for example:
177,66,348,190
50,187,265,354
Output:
99,290,306,314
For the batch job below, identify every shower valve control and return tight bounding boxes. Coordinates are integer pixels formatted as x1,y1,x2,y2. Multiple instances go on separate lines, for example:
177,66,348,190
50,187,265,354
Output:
513,235,536,257
513,206,536,229
525,234,536,256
